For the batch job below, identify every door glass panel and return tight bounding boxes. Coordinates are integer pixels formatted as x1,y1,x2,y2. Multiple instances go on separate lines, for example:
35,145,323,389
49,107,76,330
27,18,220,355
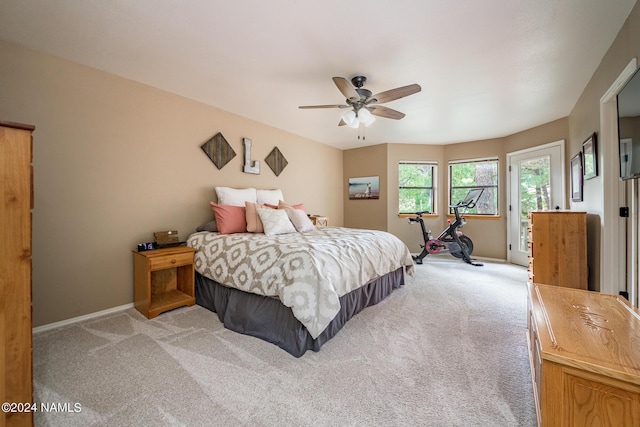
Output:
519,155,551,252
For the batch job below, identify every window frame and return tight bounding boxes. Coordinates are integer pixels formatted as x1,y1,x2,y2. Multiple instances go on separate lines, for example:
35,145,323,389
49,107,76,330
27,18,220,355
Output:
448,157,499,216
398,161,437,215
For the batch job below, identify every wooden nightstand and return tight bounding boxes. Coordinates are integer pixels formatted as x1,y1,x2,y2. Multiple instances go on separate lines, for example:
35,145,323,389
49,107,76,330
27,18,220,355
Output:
310,216,328,227
132,246,196,319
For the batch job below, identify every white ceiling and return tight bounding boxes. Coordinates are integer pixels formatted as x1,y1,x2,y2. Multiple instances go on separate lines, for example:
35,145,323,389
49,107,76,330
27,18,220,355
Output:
0,0,636,149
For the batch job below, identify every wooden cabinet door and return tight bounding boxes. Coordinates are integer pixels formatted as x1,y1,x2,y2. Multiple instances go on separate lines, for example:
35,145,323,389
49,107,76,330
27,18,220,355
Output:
1,122,35,427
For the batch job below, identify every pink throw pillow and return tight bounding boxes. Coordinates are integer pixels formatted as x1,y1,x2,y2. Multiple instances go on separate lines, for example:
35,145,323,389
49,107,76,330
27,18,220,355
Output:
210,202,247,234
245,201,265,233
278,200,306,213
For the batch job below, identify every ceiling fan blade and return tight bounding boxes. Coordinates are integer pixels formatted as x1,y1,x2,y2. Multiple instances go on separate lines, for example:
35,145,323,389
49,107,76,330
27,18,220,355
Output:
298,104,349,109
332,77,360,101
368,105,406,120
338,119,346,126
368,84,421,104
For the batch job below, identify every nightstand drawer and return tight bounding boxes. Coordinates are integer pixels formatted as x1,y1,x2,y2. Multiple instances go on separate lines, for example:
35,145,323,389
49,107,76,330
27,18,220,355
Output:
149,252,193,270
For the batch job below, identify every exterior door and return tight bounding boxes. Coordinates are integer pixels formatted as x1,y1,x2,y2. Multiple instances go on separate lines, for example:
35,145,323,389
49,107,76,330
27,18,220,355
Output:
508,142,565,266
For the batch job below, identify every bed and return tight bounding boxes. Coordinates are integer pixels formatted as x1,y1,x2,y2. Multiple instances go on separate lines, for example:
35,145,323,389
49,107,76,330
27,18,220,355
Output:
187,226,414,357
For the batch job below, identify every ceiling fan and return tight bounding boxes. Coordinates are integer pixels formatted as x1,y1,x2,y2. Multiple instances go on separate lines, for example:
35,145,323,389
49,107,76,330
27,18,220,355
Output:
299,76,421,128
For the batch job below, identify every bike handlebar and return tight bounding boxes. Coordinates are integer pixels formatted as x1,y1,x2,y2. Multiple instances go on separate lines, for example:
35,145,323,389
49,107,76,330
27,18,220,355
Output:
449,201,477,209
450,188,484,210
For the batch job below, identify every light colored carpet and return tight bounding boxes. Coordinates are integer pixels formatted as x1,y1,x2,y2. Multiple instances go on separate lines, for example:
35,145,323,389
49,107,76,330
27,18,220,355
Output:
33,256,536,426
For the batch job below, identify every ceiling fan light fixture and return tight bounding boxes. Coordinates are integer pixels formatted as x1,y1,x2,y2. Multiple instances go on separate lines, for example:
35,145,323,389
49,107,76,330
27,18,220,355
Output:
342,110,359,128
358,108,376,127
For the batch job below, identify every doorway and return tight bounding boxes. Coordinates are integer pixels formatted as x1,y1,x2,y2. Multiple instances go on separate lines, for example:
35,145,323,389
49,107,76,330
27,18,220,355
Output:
507,141,565,266
600,58,636,298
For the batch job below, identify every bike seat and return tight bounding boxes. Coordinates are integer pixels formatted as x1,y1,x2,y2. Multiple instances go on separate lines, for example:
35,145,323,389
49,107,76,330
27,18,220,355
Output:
409,211,430,217
408,211,430,223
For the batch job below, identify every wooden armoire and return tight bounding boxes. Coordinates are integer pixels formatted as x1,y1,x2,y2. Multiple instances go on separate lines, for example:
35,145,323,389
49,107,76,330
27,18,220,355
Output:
1,121,34,427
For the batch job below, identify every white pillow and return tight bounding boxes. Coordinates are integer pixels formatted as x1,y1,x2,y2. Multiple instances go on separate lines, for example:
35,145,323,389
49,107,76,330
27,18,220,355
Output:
285,208,315,233
215,187,257,206
256,189,284,205
257,208,296,236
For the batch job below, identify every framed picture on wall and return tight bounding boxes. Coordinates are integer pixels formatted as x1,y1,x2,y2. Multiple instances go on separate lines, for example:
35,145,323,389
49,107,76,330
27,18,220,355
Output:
582,132,598,180
571,153,583,202
348,176,380,199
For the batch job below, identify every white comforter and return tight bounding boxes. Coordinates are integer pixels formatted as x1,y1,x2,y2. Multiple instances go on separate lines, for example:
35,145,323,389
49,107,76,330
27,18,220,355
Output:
187,226,414,338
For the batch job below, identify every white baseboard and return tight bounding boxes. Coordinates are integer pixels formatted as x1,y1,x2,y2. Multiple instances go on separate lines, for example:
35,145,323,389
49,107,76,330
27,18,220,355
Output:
475,256,510,263
32,303,134,334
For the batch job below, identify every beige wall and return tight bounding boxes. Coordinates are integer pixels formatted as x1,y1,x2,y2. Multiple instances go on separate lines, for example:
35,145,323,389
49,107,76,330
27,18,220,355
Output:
567,1,640,291
505,118,570,155
344,118,569,260
343,144,388,230
0,40,343,327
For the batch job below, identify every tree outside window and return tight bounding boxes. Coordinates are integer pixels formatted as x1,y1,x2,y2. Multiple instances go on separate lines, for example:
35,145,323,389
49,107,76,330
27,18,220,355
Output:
449,159,498,214
519,156,551,214
399,162,435,214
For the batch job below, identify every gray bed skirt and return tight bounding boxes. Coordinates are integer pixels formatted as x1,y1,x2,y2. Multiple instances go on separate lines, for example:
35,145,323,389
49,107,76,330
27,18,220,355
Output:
195,268,405,357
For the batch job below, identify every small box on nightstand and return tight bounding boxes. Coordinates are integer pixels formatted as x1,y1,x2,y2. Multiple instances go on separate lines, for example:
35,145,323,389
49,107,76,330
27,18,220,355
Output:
310,216,328,227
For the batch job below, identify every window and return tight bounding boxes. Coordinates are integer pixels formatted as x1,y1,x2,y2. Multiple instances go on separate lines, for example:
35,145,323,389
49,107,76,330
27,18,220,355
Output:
449,158,498,215
399,162,435,214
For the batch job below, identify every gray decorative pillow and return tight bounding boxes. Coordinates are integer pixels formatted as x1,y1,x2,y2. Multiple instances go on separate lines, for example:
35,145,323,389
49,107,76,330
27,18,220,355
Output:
196,219,218,232
285,208,315,232
257,208,296,236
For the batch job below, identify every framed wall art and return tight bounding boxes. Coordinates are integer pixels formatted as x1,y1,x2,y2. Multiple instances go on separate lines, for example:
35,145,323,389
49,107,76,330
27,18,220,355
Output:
571,153,583,202
200,132,236,170
348,176,379,199
582,132,598,180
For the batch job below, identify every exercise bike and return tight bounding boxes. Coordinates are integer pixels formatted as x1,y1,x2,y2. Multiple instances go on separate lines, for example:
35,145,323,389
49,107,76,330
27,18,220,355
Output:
408,188,484,266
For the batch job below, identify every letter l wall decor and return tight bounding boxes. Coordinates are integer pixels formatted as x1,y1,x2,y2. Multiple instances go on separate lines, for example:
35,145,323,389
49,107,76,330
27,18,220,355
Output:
243,137,260,174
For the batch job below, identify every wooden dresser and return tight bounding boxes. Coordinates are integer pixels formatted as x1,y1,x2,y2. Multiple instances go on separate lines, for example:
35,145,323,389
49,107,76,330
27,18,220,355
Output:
527,283,640,426
1,121,35,427
528,211,587,289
